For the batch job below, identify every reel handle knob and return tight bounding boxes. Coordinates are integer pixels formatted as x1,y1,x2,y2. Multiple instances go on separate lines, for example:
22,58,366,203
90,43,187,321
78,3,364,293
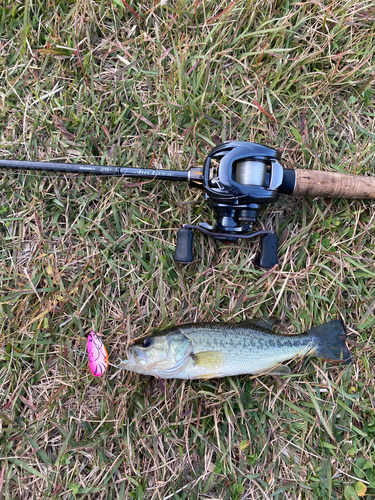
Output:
173,227,194,263
257,233,278,269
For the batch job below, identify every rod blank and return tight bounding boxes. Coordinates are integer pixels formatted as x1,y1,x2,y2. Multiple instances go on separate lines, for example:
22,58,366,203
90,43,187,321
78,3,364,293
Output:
0,159,189,182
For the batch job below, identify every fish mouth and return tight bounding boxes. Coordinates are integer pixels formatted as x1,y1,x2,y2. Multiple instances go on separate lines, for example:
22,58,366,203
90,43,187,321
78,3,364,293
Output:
117,347,149,370
132,348,148,365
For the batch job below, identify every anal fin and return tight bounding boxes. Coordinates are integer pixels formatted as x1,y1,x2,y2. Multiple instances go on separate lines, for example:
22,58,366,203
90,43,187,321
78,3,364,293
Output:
267,364,291,376
198,373,221,380
252,364,291,376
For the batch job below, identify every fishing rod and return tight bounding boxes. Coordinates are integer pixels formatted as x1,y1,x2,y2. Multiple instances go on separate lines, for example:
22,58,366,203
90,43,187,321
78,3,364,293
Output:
2,141,375,268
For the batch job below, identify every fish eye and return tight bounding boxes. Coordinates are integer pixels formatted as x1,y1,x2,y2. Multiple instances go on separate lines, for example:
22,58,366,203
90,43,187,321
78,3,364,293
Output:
141,338,153,348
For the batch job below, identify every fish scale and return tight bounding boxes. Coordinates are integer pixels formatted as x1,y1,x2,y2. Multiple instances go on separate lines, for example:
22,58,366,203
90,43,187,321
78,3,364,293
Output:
175,325,314,378
179,325,311,352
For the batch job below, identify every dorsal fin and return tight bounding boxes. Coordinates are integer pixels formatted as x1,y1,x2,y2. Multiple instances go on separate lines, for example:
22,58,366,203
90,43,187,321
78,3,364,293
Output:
239,316,279,332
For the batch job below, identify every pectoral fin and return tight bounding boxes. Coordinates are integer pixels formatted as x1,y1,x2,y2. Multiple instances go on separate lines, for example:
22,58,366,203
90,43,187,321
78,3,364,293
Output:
191,351,225,369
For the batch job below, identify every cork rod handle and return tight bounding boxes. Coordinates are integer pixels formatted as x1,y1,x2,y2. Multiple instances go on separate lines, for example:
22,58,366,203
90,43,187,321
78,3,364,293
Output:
293,169,375,199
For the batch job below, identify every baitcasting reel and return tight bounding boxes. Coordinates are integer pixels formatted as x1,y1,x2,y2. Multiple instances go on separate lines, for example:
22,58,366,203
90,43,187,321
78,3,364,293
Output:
174,141,295,268
2,141,374,269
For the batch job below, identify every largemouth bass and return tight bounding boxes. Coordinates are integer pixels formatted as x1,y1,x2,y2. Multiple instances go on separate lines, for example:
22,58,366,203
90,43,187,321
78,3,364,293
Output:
118,318,352,379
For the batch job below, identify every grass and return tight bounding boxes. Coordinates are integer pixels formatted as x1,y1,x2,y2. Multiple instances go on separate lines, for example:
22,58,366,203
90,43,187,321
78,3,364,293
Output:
0,0,375,498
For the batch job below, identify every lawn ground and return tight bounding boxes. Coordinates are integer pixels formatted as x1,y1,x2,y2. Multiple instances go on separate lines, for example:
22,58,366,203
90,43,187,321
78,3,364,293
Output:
0,1,375,499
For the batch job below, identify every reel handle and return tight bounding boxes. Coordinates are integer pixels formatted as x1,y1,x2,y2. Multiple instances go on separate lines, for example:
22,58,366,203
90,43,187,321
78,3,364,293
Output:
173,226,278,269
292,169,375,199
256,233,278,269
173,227,194,263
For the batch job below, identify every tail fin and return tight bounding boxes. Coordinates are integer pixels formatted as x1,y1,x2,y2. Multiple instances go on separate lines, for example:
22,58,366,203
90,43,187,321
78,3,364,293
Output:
308,320,353,364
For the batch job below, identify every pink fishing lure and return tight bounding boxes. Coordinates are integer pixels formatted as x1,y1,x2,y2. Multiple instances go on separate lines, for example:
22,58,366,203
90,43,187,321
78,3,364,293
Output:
87,331,109,377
